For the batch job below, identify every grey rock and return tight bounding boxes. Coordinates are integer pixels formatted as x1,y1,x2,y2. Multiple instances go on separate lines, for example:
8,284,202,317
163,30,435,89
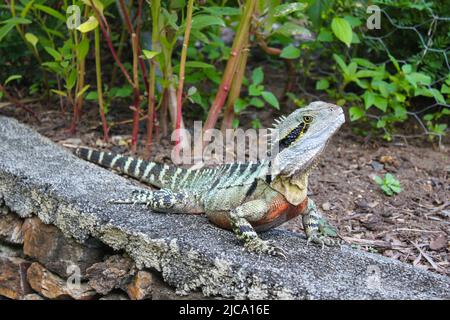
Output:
0,116,449,299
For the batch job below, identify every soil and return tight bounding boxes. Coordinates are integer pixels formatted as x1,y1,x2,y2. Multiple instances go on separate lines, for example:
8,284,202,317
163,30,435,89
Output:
1,97,449,276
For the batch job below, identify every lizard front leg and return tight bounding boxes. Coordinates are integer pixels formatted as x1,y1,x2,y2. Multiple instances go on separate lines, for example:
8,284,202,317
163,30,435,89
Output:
229,200,286,258
110,189,204,214
303,199,341,247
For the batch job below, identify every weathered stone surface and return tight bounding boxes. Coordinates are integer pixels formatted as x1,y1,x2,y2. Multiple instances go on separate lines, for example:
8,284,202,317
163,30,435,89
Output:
26,262,96,300
0,213,24,244
0,255,32,299
1,116,450,299
21,293,45,300
126,270,154,300
23,217,107,278
86,255,134,295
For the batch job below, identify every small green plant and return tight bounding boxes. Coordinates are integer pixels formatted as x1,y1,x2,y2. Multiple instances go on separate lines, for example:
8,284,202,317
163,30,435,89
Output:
374,173,402,196
234,67,279,113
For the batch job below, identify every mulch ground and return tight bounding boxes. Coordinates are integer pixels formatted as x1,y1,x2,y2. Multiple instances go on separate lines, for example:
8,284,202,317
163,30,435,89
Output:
1,100,449,276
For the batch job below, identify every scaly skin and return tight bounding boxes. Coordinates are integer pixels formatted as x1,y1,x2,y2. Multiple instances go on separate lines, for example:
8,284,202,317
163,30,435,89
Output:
75,101,345,258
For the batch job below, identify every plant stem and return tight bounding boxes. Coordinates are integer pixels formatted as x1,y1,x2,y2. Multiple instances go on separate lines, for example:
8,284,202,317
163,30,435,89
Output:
131,33,141,153
202,0,256,138
146,0,161,156
90,0,134,87
221,37,249,131
174,0,194,158
110,0,134,88
95,26,110,142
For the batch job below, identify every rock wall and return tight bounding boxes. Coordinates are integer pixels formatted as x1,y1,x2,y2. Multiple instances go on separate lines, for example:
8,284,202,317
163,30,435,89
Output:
0,207,206,300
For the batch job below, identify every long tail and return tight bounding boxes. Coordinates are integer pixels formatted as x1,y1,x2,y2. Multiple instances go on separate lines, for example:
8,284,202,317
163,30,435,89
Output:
75,147,185,189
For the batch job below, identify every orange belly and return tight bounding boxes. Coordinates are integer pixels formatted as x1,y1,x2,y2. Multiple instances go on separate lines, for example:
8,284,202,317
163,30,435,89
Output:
209,196,308,232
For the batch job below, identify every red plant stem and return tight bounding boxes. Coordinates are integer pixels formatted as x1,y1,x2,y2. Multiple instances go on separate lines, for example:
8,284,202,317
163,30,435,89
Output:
0,85,40,122
89,0,134,87
221,38,249,131
202,0,256,136
174,0,194,158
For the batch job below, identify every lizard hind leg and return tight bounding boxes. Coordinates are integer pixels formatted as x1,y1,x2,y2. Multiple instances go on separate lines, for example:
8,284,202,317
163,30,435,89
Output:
228,200,286,259
109,189,203,213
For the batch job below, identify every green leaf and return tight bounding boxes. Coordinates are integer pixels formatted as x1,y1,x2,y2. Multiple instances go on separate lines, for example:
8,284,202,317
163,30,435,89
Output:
273,3,306,17
349,106,364,121
344,15,362,27
316,79,329,90
1,17,32,25
252,67,264,85
441,84,450,94
234,98,247,113
81,0,104,15
280,45,300,59
381,185,393,196
249,84,263,96
66,68,77,90
373,95,387,112
388,55,400,72
250,97,264,108
76,84,90,98
261,91,279,109
44,46,62,61
4,75,22,85
232,119,239,129
141,50,159,60
405,72,431,87
85,91,98,100
185,61,214,69
51,89,67,97
276,22,312,39
77,16,98,33
363,91,375,109
333,54,348,73
78,38,90,60
317,28,333,42
331,17,353,47
202,6,241,16
373,176,383,185
251,118,262,129
25,32,39,48
34,4,66,22
191,15,225,30
0,24,15,42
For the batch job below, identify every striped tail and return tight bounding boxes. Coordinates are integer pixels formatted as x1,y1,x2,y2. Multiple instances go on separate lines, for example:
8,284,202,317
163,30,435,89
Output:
75,147,183,189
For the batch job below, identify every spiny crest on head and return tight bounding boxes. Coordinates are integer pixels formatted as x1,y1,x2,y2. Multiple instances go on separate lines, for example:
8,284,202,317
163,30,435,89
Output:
271,115,287,128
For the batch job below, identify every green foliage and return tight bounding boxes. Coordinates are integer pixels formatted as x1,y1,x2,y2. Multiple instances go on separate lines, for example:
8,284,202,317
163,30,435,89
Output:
0,0,448,142
374,173,402,196
233,67,280,114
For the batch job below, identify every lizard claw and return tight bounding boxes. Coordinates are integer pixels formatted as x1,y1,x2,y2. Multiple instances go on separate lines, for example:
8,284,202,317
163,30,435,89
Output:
245,239,287,259
307,233,339,248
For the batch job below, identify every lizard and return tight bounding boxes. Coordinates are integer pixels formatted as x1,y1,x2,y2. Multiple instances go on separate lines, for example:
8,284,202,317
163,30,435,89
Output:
75,101,345,258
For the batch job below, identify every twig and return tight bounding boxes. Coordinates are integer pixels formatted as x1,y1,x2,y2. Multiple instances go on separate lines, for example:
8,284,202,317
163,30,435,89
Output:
410,241,441,272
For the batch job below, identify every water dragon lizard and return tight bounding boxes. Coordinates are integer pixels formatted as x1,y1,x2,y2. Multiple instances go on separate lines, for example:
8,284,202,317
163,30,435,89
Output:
75,101,345,258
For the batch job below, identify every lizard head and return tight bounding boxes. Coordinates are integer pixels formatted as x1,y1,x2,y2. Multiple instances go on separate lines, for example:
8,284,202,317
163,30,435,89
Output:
269,101,345,178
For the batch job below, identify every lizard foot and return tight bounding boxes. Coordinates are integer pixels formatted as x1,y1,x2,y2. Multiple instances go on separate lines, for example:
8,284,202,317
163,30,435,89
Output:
245,239,287,259
306,233,342,249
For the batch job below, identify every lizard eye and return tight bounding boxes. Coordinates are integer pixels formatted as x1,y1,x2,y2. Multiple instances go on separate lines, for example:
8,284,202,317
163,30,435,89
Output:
303,116,313,123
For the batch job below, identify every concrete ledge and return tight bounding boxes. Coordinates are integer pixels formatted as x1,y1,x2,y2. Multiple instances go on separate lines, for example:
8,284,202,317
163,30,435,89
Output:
0,116,449,299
